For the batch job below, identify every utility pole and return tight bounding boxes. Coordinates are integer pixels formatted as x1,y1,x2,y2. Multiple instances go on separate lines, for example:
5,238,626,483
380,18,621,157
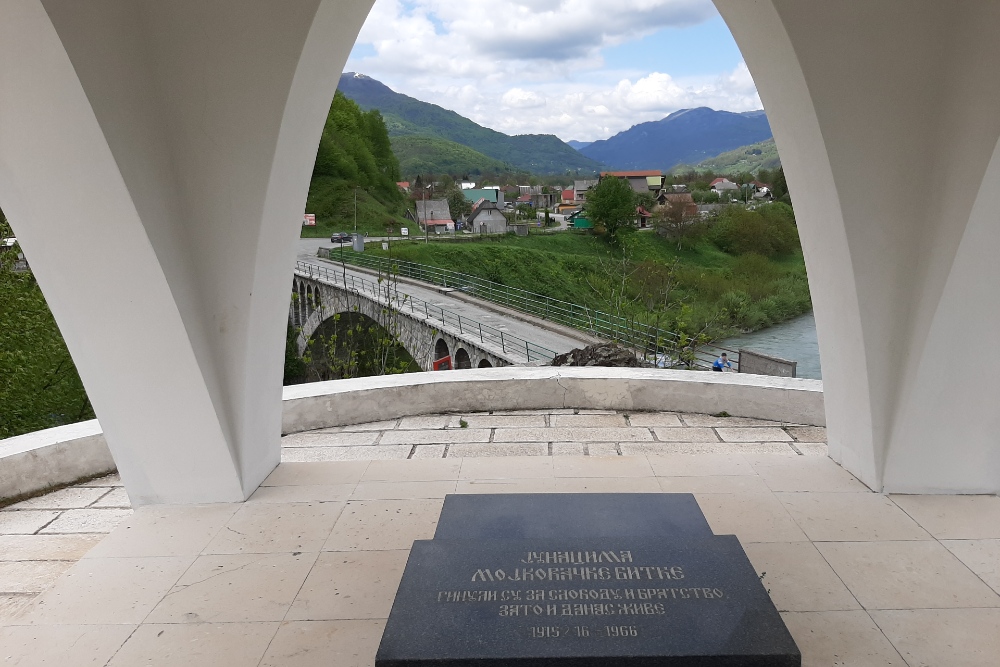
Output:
354,186,358,234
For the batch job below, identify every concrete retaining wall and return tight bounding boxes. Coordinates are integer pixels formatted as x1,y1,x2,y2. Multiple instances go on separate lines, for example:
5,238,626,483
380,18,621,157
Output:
1,368,824,501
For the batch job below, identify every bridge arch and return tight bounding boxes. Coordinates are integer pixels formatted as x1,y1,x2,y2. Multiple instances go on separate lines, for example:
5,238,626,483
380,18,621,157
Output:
301,310,419,379
434,339,451,365
478,359,493,369
293,274,510,373
454,348,471,369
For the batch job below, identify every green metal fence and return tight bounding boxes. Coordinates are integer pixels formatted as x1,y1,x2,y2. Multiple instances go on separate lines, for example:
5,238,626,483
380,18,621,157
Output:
316,250,736,370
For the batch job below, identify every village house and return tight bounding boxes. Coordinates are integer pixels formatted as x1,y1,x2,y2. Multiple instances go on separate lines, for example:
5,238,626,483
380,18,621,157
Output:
636,206,652,228
410,199,454,233
709,177,740,197
467,199,508,234
573,179,597,202
750,180,773,200
657,191,699,218
530,192,559,209
600,170,664,194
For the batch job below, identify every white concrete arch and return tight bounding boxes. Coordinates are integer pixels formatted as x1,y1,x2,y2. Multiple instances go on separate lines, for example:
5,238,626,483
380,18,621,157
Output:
4,0,1000,502
716,0,1000,492
0,0,374,504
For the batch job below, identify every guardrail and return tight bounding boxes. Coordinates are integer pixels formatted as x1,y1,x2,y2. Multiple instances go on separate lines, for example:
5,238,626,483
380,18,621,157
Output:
295,261,557,364
316,250,738,370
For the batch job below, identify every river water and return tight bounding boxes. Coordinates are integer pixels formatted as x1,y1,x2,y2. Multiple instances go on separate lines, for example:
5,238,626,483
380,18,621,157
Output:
717,311,822,379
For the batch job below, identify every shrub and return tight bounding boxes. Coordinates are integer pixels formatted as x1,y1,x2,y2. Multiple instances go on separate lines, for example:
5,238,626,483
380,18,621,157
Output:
710,205,799,258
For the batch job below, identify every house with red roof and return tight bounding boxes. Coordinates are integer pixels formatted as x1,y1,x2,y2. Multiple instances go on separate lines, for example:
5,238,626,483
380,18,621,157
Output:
709,177,740,195
411,199,454,232
636,206,652,228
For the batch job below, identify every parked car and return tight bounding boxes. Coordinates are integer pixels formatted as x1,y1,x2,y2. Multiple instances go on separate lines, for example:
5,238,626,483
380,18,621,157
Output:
330,232,352,243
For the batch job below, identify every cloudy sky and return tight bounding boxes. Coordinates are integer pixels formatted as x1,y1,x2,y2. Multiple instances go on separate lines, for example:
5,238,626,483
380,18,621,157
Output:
345,0,761,143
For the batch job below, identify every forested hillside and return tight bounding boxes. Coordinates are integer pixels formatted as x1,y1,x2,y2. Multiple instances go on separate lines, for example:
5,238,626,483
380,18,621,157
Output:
338,73,603,176
305,91,409,236
390,135,511,177
677,138,781,175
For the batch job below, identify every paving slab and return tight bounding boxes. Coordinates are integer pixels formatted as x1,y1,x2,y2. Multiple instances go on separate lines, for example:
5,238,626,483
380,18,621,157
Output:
38,509,133,534
494,427,653,442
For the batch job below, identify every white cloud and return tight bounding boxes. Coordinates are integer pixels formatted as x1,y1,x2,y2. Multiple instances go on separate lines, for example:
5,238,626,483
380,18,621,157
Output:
346,0,761,142
502,88,546,109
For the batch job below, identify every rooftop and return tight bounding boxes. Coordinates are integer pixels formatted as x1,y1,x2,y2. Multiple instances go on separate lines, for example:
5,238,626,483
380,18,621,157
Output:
2,408,998,666
601,171,664,178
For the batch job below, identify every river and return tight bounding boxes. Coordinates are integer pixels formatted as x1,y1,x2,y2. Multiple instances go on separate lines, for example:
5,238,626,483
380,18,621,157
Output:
717,311,822,379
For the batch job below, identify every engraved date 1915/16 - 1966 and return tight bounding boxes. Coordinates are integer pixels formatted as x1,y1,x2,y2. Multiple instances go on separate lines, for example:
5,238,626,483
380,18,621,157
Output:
530,625,639,639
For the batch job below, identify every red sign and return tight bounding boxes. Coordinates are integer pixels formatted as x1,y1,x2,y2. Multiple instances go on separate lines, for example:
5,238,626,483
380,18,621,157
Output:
433,356,452,371
303,213,316,226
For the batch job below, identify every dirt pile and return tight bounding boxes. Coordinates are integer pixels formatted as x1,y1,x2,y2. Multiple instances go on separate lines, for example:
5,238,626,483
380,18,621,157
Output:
551,343,652,368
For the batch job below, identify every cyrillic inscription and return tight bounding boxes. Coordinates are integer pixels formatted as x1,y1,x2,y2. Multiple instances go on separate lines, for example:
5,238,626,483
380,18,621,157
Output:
433,548,724,631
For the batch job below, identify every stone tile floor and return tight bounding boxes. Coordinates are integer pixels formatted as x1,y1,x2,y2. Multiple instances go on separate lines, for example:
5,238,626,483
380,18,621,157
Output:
279,409,830,461
1,410,998,666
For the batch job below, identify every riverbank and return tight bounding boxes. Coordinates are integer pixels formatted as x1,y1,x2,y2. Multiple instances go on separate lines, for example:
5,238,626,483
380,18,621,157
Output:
720,311,821,379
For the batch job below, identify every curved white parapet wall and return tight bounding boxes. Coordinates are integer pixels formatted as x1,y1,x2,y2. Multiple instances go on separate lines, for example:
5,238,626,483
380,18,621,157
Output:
0,420,115,501
281,367,825,433
0,368,823,502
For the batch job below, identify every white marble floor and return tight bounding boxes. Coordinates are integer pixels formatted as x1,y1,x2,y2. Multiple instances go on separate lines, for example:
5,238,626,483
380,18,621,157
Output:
1,411,998,666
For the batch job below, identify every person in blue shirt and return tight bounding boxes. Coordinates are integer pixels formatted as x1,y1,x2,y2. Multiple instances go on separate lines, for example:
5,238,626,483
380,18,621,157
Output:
712,353,732,372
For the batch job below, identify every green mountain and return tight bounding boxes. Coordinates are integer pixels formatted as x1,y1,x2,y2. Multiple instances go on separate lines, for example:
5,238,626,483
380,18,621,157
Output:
674,138,781,175
338,73,603,176
390,135,511,177
304,91,409,236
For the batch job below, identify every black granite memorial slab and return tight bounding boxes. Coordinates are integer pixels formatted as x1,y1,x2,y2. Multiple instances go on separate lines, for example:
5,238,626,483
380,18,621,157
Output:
433,493,714,540
376,536,800,667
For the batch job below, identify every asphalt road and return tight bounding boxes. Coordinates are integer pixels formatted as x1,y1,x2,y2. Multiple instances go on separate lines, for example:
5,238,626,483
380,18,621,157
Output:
296,238,590,355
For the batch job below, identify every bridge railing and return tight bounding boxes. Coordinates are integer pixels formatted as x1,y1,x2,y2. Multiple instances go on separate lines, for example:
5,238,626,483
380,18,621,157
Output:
318,251,736,370
295,261,557,364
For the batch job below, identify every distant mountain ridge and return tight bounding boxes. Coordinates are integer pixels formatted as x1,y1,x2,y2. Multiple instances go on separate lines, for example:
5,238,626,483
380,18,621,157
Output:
338,73,603,175
580,107,773,171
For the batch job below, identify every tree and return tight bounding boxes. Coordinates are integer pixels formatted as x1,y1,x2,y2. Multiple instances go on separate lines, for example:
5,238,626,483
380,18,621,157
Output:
445,187,472,220
654,199,700,250
771,167,791,204
585,176,638,244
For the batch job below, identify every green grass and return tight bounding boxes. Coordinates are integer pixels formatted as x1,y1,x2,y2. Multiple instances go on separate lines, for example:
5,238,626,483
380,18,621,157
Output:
302,183,411,238
365,221,811,342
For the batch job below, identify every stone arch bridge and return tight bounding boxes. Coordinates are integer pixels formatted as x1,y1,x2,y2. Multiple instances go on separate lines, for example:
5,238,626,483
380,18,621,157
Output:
291,262,555,371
